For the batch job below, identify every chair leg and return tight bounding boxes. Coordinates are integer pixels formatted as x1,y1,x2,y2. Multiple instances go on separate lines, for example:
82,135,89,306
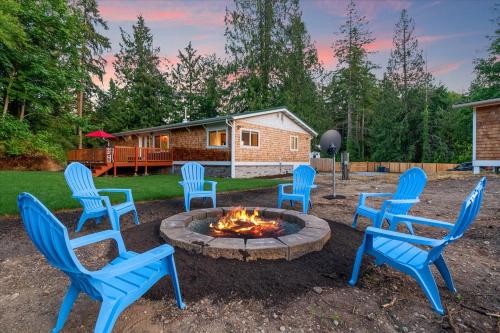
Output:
434,255,456,292
348,241,366,286
302,199,308,214
166,255,186,309
95,217,102,225
277,197,283,209
212,195,216,208
413,267,445,315
132,209,140,225
351,213,359,229
290,200,294,207
76,214,88,232
52,284,80,333
94,300,121,333
184,196,190,212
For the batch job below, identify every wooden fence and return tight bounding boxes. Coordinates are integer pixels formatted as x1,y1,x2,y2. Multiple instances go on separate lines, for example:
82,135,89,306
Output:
310,158,458,175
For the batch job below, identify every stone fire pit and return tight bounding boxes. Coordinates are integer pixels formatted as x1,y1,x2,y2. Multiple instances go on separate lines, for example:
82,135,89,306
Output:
160,207,331,261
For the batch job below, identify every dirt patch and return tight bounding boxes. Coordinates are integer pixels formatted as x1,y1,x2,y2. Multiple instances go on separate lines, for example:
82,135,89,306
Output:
0,155,63,171
1,173,499,332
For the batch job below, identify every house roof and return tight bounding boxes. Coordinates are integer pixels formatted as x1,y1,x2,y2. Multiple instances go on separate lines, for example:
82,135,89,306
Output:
452,97,500,109
113,107,318,137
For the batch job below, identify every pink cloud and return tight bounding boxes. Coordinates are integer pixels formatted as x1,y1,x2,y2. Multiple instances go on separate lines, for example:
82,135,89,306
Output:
316,42,337,68
315,0,410,20
430,61,464,76
98,2,225,28
418,32,474,44
365,38,393,52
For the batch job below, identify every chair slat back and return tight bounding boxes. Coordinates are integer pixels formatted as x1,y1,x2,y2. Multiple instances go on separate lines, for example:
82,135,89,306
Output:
448,177,487,241
18,193,84,274
292,165,316,195
427,177,486,262
390,167,427,214
64,162,102,211
181,162,205,192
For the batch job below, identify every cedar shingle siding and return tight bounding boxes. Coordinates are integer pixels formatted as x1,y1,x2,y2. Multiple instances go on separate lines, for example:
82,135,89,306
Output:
476,105,500,160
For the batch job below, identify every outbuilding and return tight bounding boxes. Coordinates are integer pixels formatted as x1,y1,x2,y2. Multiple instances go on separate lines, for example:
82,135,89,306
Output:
453,98,500,174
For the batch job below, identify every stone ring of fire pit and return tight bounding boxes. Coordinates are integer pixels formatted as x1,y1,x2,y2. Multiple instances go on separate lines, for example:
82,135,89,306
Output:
160,207,331,261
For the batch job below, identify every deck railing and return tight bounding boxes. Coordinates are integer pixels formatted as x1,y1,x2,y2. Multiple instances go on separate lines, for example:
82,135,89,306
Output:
67,146,230,164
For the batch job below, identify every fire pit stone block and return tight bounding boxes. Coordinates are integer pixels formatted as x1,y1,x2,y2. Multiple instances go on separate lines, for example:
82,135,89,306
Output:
161,227,213,254
199,207,224,218
245,238,288,261
301,215,330,230
203,238,246,260
278,233,317,260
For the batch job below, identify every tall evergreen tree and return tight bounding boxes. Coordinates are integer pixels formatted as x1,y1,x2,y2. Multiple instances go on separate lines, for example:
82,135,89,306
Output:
328,0,376,159
170,42,205,121
280,0,324,133
225,0,290,112
69,0,110,148
113,16,173,129
386,9,429,161
469,5,499,100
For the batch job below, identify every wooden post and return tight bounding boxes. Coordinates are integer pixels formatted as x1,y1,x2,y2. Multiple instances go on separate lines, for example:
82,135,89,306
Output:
113,146,117,177
144,148,149,176
134,146,138,176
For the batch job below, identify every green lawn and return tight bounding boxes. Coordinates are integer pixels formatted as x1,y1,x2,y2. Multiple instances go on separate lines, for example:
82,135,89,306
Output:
0,171,283,216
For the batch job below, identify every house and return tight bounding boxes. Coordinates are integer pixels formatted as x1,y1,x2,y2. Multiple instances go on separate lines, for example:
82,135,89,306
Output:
453,98,500,174
67,107,317,178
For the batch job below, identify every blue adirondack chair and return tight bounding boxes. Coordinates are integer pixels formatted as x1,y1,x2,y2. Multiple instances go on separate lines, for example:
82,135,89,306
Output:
278,165,316,214
349,177,487,315
352,167,427,234
179,162,217,212
17,192,185,333
64,162,139,232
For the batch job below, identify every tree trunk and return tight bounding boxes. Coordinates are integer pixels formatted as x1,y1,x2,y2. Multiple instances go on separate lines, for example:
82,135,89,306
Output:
2,93,9,117
77,90,84,149
19,100,26,121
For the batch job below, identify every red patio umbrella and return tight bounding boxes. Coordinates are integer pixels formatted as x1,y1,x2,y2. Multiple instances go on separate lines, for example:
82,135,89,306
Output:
85,130,115,139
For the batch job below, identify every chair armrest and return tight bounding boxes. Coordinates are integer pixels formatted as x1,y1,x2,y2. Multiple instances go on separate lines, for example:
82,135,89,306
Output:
205,180,217,191
380,198,420,213
366,227,444,247
392,215,454,229
278,183,293,195
359,192,392,205
70,230,126,254
311,184,318,189
92,244,174,278
97,188,133,202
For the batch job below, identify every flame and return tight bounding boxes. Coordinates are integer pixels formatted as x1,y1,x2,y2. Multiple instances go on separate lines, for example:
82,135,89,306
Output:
209,207,284,238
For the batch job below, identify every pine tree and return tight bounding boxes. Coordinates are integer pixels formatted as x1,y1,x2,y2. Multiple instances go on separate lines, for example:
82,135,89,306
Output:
224,0,289,112
386,9,429,161
113,16,173,129
280,0,324,133
69,0,110,148
470,5,499,100
170,42,205,121
328,0,376,159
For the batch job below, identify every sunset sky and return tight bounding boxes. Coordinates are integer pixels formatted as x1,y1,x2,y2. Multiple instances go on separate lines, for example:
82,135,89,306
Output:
97,0,496,93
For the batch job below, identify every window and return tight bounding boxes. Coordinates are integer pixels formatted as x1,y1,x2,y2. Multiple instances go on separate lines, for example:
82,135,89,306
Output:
290,136,298,151
241,129,259,147
207,129,227,147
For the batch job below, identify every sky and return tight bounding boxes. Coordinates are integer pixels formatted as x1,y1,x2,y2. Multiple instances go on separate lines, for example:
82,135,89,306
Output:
96,0,496,93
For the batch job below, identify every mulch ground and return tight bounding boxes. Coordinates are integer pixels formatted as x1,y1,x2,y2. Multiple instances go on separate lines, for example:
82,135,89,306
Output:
119,217,366,305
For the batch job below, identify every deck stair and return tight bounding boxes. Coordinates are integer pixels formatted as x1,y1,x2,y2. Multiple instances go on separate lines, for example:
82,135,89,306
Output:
92,163,113,177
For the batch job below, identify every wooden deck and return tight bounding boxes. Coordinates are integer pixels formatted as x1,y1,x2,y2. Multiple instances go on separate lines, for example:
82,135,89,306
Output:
67,146,230,176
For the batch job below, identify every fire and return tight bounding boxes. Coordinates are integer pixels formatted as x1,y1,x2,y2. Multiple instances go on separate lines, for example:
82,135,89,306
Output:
209,207,285,238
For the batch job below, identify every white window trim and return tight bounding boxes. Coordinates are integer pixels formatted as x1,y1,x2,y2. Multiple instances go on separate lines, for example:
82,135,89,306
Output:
290,135,298,151
240,128,260,149
206,127,228,149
